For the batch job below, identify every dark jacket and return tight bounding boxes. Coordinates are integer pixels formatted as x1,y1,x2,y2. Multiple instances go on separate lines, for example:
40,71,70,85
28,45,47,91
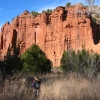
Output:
32,80,41,89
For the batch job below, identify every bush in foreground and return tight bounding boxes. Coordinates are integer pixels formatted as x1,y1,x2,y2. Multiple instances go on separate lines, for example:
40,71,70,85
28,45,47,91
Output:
21,44,52,74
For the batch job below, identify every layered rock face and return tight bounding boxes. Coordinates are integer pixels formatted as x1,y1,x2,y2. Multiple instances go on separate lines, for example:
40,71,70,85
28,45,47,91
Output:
0,4,100,66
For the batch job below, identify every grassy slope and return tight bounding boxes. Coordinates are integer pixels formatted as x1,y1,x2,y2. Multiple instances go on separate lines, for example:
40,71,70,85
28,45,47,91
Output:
0,72,100,100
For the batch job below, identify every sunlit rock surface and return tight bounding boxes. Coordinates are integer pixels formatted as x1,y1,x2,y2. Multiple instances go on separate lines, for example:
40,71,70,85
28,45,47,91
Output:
0,4,100,66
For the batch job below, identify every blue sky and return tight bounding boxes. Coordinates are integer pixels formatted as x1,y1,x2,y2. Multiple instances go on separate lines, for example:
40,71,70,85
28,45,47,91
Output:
0,0,100,31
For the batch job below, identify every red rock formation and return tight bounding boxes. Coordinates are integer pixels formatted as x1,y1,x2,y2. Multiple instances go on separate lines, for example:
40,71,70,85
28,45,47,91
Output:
0,4,100,66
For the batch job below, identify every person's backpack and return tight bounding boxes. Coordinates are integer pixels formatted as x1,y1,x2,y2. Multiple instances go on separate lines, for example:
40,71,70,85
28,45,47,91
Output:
35,80,40,89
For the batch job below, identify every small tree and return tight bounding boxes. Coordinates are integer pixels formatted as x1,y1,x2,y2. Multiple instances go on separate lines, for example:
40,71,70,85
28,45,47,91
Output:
60,48,100,79
95,14,99,18
65,2,71,8
31,11,39,17
42,10,46,13
60,50,77,73
92,16,96,22
21,44,52,74
46,9,52,13
3,44,22,75
85,0,95,6
42,9,52,13
85,0,95,12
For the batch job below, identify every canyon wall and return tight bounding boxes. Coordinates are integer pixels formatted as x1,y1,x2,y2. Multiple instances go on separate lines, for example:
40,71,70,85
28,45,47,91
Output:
0,4,100,66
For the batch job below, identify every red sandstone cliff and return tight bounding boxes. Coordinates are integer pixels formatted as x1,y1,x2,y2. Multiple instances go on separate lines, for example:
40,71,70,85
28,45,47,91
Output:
0,4,100,66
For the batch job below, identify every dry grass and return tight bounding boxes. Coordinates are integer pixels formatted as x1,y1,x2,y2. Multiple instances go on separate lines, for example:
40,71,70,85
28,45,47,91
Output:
0,72,100,100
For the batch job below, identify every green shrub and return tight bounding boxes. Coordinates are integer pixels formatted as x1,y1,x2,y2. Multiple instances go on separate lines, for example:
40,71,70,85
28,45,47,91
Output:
31,11,39,17
46,9,52,13
60,50,81,73
42,9,52,13
79,2,84,6
42,10,46,13
21,44,52,74
3,44,22,75
95,14,99,18
60,48,100,79
92,16,96,22
65,2,71,8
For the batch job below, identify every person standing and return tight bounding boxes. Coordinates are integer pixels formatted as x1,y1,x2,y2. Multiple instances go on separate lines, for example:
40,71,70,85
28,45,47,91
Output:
32,76,41,96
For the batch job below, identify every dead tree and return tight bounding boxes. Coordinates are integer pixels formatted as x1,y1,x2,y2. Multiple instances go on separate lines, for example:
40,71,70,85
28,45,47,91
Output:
85,0,95,13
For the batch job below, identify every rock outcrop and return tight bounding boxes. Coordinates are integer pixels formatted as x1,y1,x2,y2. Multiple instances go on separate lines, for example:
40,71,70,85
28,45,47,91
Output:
0,4,100,66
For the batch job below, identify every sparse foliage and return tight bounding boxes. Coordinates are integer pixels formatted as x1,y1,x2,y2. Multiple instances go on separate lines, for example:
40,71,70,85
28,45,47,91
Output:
42,10,46,13
95,14,99,18
92,16,96,22
79,2,84,6
60,48,100,79
31,11,39,17
42,9,52,13
46,9,52,13
85,0,95,12
85,0,95,6
65,2,71,8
